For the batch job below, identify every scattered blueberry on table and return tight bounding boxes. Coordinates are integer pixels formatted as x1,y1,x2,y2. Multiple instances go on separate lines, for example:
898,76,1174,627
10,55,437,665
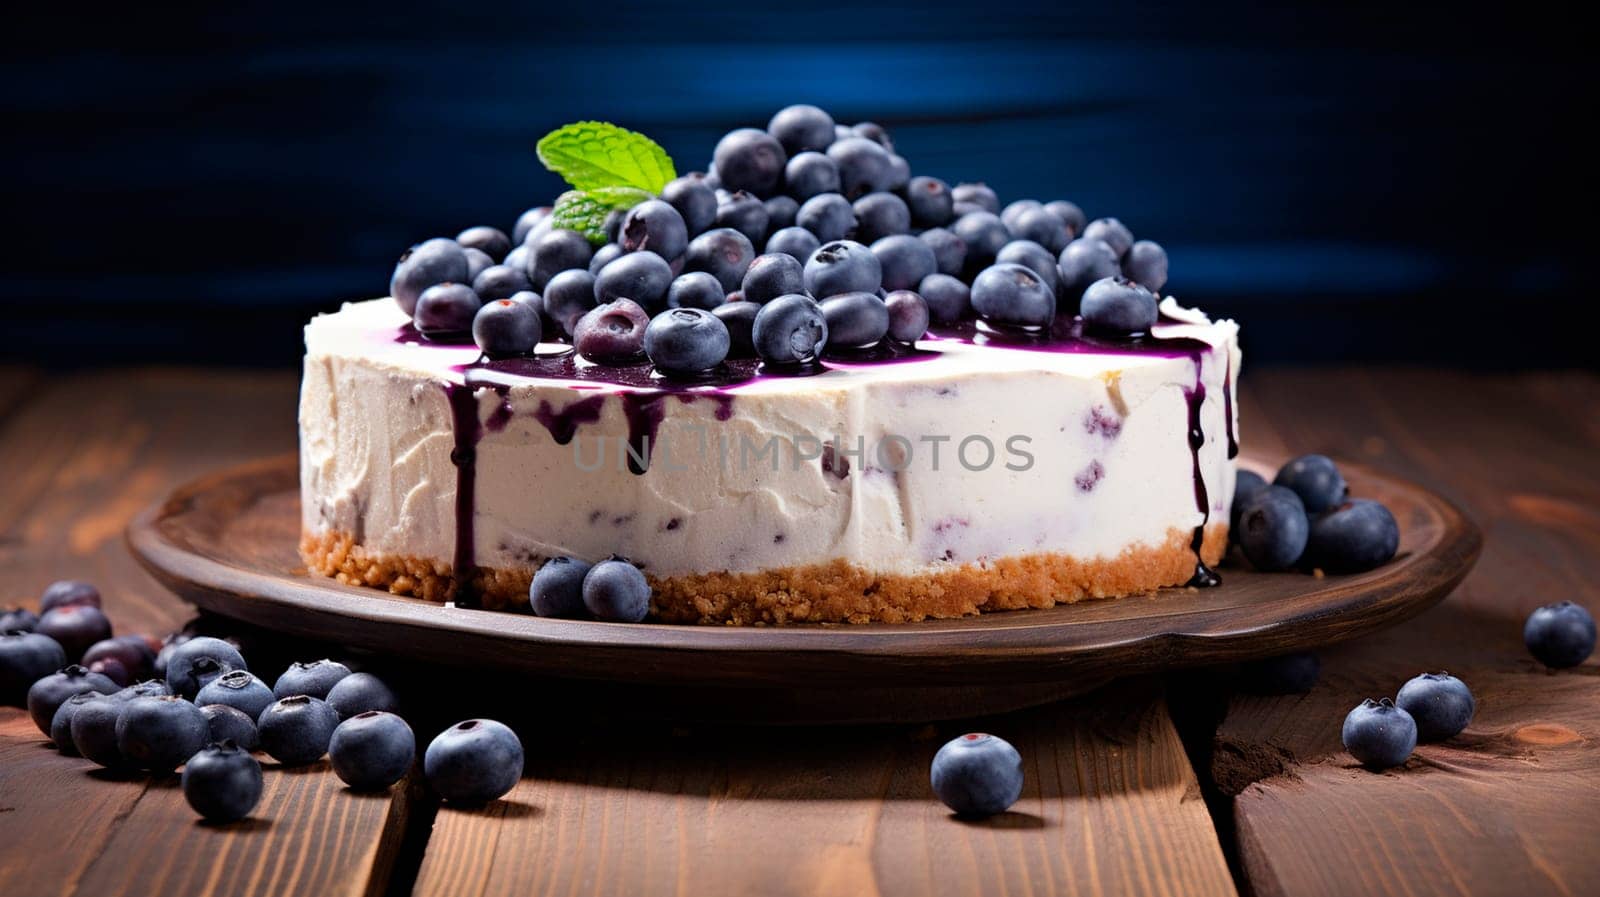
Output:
930,733,1024,818
325,671,401,720
183,742,264,823
257,695,342,766
1394,672,1475,741
425,719,525,805
1341,698,1417,770
273,658,353,700
116,695,209,774
27,664,118,735
329,711,416,792
164,636,247,699
1523,601,1596,669
195,669,276,721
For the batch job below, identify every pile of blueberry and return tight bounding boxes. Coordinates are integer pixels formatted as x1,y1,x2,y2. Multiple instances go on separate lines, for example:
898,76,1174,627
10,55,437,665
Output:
388,104,1175,376
1,581,527,822
1231,454,1400,575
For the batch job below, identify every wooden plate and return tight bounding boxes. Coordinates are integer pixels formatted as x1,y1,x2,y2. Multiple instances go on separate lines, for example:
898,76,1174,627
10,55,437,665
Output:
126,454,1480,722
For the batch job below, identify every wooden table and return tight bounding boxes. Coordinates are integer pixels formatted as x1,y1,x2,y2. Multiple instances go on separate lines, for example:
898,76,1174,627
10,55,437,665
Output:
1,366,1596,897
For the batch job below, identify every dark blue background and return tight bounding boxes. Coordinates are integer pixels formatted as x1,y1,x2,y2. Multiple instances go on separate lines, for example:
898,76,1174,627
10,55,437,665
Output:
4,1,1592,367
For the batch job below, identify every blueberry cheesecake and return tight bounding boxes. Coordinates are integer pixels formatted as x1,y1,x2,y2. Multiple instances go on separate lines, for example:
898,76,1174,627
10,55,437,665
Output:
300,108,1242,624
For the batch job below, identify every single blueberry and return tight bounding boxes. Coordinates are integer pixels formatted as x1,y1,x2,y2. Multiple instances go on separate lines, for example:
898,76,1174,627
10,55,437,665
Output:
512,206,552,246
918,228,968,277
1274,454,1348,514
36,604,112,660
51,692,105,754
582,557,652,623
200,703,260,752
1231,469,1270,538
1522,601,1596,669
930,733,1024,817
472,298,543,358
196,670,276,722
1342,698,1417,770
116,695,209,773
712,301,760,358
684,227,756,292
1123,240,1169,293
995,240,1060,294
852,192,911,244
1080,276,1158,335
41,580,101,611
183,742,264,822
1240,652,1321,694
905,176,954,228
414,282,482,338
970,263,1055,328
529,229,595,292
587,243,625,276
472,263,533,303
1,607,39,632
1083,217,1134,258
667,272,726,312
820,292,890,350
1395,672,1475,741
82,636,157,687
71,694,129,768
330,711,415,791
951,183,999,214
258,694,341,766
594,250,674,315
783,152,841,202
851,121,894,152
661,175,718,236
742,253,807,305
918,274,971,324
768,104,836,155
645,308,731,375
804,240,882,299
529,556,595,618
796,193,857,243
620,199,688,263
1,631,67,705
951,211,1011,273
883,153,911,192
1010,207,1072,255
326,671,401,720
1237,485,1310,571
573,298,650,363
391,238,469,316
27,664,118,734
884,290,930,343
1044,200,1087,236
543,269,599,337
752,294,828,365
424,719,524,805
826,137,893,198
1306,499,1400,574
765,226,822,264
764,195,799,235
714,128,787,197
456,226,511,262
1057,238,1122,304
871,235,938,292
164,636,247,700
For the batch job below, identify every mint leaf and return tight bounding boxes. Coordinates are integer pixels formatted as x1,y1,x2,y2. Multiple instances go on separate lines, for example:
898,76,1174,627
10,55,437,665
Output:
549,187,652,244
537,122,677,194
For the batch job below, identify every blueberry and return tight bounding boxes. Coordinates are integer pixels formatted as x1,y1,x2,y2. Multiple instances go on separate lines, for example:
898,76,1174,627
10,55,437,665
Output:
456,226,511,262
114,678,173,701
905,176,954,228
164,636,247,700
852,192,911,243
883,154,911,192
752,293,828,365
620,199,688,263
1306,500,1399,574
1231,469,1269,537
742,253,806,305
1274,454,1348,514
1,607,39,632
1240,652,1321,694
764,195,799,235
274,659,354,700
1081,276,1158,335
970,263,1055,329
918,274,971,324
884,290,930,343
200,703,259,752
712,301,760,358
645,308,731,375
465,248,496,282
587,243,624,276
712,190,768,247
995,240,1060,294
542,269,599,337
424,719,524,805
471,298,543,358
257,694,340,765
765,226,822,264
71,694,129,768
529,229,594,292
951,211,1011,273
713,128,787,197
783,152,841,201
182,742,263,822
1237,485,1310,571
851,121,894,151
1044,200,1086,236
593,250,674,315
502,245,530,277
950,201,988,218
82,636,157,686
796,193,857,243
661,175,717,236
666,272,725,312
414,282,482,338
573,299,650,363
872,235,938,292
929,733,1023,817
826,137,893,198
529,556,594,618
1123,240,1169,293
832,124,853,143
1083,217,1134,258
1,631,67,705
391,238,469,317
804,240,881,298
471,263,533,303
1000,200,1043,232
951,183,1000,214
1523,601,1596,668
821,292,890,349
684,227,756,292
582,557,651,623
1010,207,1072,255
27,664,119,734
51,692,104,754
1341,698,1416,770
195,670,276,722
512,206,552,245
41,579,102,611
918,228,967,277
116,695,209,773
36,604,112,659
1395,672,1474,741
329,711,415,791
768,104,836,155
324,672,400,721
1057,238,1123,306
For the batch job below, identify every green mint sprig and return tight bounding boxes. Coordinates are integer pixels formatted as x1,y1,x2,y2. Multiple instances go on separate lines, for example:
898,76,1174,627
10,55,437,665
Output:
537,121,676,243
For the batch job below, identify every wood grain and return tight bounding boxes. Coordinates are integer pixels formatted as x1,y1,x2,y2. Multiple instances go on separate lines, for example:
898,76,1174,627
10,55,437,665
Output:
415,677,1235,897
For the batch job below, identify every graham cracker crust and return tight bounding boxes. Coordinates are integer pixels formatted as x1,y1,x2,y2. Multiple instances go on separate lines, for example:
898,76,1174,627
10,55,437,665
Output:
301,525,1228,625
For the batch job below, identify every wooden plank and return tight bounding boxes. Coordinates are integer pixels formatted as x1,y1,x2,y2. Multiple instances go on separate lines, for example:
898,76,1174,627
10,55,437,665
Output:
415,677,1235,897
1207,369,1600,897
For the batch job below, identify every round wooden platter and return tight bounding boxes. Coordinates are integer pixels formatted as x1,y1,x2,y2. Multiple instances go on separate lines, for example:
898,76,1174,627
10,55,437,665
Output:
127,454,1480,723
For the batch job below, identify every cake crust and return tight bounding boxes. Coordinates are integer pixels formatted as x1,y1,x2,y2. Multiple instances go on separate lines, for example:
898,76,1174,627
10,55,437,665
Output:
301,525,1227,625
